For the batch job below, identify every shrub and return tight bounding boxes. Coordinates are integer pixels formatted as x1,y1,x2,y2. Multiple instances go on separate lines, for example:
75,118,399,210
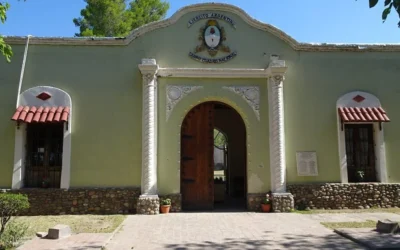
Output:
0,220,28,249
161,198,171,206
0,193,29,237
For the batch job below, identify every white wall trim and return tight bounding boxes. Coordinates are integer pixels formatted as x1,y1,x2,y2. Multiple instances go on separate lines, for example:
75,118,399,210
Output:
19,86,72,108
222,86,260,121
157,63,287,79
5,3,400,52
138,59,159,196
268,75,287,193
12,124,26,190
166,85,203,121
336,91,388,183
12,86,72,189
158,68,269,78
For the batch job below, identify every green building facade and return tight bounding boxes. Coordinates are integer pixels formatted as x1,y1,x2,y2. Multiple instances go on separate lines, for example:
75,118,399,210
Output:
1,3,399,214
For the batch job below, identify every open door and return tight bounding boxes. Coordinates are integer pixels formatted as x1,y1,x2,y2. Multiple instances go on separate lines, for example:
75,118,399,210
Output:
181,102,215,210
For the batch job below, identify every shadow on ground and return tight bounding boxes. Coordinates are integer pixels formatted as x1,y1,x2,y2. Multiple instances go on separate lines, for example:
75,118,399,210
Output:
164,231,364,250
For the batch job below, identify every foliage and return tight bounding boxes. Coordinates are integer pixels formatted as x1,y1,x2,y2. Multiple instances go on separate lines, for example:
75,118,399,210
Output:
214,129,227,149
0,194,29,237
295,199,308,211
161,198,171,206
73,0,169,37
0,2,12,62
128,0,170,30
365,0,400,27
261,194,272,205
321,220,377,229
356,170,365,181
0,220,28,250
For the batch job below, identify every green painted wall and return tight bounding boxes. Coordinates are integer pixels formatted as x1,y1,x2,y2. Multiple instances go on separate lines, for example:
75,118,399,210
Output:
0,46,24,188
0,6,399,190
284,52,400,184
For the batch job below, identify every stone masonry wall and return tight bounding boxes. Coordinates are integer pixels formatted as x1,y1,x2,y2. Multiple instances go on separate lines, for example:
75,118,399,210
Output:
288,183,400,210
247,193,265,212
272,193,294,212
2,188,141,215
159,194,182,212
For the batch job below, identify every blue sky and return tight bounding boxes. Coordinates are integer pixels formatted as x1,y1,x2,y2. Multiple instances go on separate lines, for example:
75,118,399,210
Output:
1,0,400,43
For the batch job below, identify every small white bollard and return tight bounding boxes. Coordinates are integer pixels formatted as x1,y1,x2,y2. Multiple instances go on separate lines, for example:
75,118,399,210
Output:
47,224,72,239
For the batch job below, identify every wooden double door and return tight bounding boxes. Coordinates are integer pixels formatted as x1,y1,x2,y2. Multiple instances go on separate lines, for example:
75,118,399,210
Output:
181,102,215,210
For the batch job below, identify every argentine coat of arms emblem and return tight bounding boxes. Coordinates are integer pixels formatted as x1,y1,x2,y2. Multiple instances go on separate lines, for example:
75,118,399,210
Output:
196,20,231,57
188,15,237,63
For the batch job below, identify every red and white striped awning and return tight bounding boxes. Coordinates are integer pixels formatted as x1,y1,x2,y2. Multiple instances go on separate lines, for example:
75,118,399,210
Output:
338,107,390,123
11,106,70,123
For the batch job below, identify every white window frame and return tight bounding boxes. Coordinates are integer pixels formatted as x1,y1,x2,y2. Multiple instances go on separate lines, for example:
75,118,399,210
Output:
336,91,388,183
12,86,72,189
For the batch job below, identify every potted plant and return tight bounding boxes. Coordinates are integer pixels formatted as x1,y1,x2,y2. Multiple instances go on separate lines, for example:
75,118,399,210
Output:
261,194,272,212
356,170,365,182
160,198,171,214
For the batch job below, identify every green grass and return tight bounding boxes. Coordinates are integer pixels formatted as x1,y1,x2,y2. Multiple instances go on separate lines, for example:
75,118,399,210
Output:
294,207,400,215
12,215,126,238
321,220,378,229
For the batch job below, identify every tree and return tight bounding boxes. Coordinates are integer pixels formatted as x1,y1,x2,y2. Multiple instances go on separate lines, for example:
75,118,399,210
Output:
128,0,169,29
73,0,169,37
0,193,29,237
0,2,12,62
367,0,400,27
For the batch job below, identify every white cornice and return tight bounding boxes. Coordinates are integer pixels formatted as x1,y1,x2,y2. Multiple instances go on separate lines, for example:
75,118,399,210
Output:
158,67,269,78
5,3,400,52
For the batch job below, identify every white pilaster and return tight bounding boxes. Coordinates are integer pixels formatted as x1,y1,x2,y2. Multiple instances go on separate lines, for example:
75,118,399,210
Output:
138,59,159,196
269,74,287,193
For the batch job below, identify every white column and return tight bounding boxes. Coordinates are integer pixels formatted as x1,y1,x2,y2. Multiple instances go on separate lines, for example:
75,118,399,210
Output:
269,74,286,193
138,59,159,196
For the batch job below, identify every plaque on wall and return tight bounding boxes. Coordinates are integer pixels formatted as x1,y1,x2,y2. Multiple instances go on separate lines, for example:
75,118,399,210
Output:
296,151,318,176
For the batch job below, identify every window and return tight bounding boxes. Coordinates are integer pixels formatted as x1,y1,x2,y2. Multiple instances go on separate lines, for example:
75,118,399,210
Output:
25,123,64,188
345,124,377,182
336,91,389,183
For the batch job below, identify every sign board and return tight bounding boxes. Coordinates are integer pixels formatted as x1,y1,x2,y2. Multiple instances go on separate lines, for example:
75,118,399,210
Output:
296,151,318,176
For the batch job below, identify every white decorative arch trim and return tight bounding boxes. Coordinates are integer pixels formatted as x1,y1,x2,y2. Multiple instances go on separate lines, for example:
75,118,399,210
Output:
5,3,400,52
222,86,260,121
336,91,388,183
19,86,72,108
166,85,203,121
12,86,72,189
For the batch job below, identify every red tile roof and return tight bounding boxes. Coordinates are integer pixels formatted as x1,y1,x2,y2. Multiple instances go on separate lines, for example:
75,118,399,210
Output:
12,106,70,123
338,107,390,122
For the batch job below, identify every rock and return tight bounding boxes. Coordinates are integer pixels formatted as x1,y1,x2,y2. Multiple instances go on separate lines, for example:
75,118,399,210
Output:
376,219,399,234
47,224,72,239
36,232,47,238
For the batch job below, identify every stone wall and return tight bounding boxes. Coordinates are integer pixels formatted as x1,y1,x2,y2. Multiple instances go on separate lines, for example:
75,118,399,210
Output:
2,188,141,215
272,193,294,212
137,195,159,215
288,183,400,210
159,194,182,212
247,193,265,211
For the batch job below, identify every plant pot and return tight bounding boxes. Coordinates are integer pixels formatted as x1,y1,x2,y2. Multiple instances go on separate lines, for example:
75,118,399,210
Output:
261,203,271,212
160,205,171,214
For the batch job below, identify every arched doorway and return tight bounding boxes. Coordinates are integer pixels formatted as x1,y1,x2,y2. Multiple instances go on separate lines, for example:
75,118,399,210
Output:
180,102,247,211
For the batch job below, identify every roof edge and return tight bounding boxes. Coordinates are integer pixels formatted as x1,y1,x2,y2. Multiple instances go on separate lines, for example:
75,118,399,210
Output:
4,2,400,52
